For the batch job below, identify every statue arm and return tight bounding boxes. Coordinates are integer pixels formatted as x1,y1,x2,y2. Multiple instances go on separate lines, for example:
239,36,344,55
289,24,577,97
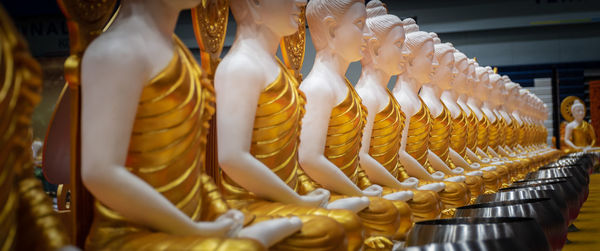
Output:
215,58,308,206
486,146,501,158
427,150,462,175
465,148,485,163
358,96,407,189
298,84,363,197
448,148,477,170
80,44,233,237
563,123,578,149
398,151,444,181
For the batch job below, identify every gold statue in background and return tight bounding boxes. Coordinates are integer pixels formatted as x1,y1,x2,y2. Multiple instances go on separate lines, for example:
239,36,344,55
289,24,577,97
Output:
0,4,71,250
562,96,597,151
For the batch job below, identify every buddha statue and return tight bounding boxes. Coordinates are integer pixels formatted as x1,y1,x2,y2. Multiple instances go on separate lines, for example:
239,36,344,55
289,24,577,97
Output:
420,37,485,202
564,100,597,151
487,75,531,179
78,0,357,250
352,0,443,222
466,66,512,186
298,0,413,244
215,0,376,250
0,5,71,250
440,51,501,194
391,19,470,217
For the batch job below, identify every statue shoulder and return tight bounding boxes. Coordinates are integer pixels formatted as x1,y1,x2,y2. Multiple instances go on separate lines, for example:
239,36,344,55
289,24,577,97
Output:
216,52,274,91
300,73,336,106
82,33,151,85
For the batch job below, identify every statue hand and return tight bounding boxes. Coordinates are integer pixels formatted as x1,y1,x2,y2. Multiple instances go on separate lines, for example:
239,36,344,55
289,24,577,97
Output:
362,184,383,197
451,167,464,175
417,182,445,192
300,188,330,208
431,171,445,180
444,175,466,182
382,191,413,201
215,209,245,237
480,166,496,171
465,170,483,176
327,196,369,213
237,217,303,247
400,177,419,188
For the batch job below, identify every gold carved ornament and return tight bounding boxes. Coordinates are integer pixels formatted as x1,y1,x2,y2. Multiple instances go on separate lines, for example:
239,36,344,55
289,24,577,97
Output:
191,0,229,184
280,5,306,83
560,95,584,122
53,0,118,247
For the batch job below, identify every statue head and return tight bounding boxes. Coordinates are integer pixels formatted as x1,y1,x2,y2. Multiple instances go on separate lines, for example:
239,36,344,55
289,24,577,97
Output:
466,58,477,94
231,0,307,37
504,81,519,111
571,100,586,122
403,24,436,85
475,66,491,100
402,18,419,33
488,73,503,105
431,42,455,90
306,0,367,63
452,51,468,95
361,0,405,75
429,32,441,44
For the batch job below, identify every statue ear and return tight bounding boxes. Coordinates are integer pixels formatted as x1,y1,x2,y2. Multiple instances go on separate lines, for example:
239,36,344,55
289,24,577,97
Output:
324,15,337,41
368,37,380,59
246,0,262,24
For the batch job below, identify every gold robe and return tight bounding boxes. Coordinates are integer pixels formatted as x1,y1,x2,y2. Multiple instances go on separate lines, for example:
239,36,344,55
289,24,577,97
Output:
473,112,510,186
322,79,410,241
369,90,442,221
405,98,470,212
429,104,483,202
85,38,347,251
451,108,499,194
218,60,363,250
570,121,596,147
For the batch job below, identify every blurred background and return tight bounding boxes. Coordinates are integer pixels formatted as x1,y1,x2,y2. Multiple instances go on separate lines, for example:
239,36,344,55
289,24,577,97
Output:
2,0,600,146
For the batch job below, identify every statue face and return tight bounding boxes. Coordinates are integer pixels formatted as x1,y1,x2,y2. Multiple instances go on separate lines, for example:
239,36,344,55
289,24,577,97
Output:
477,71,490,100
331,2,367,63
260,0,307,37
410,40,435,84
375,25,405,75
453,59,468,94
572,104,585,121
467,63,476,92
432,51,454,90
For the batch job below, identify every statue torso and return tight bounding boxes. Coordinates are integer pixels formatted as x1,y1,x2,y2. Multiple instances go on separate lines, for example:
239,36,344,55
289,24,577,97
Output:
88,37,226,246
221,61,306,200
572,121,595,147
429,102,452,163
466,107,479,152
324,79,368,185
369,90,409,180
405,98,435,173
476,114,490,152
450,107,468,159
